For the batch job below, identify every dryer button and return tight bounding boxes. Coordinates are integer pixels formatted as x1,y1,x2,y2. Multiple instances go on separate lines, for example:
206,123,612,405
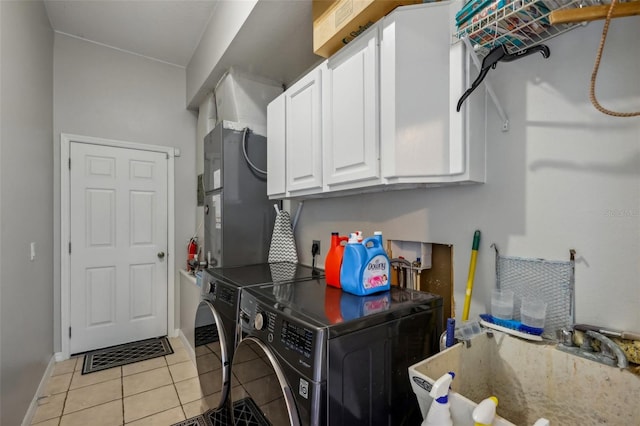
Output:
254,312,266,331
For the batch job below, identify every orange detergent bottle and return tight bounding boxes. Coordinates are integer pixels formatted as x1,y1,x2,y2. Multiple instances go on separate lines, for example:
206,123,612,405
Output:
325,232,348,288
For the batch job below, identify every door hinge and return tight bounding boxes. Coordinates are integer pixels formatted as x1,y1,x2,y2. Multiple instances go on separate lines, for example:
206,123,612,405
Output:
68,158,71,170
69,327,71,338
69,242,71,254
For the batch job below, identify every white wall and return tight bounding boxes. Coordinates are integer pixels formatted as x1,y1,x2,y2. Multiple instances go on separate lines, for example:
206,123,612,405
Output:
295,18,640,332
194,92,217,248
52,34,197,352
186,0,257,107
0,1,54,424
179,273,200,353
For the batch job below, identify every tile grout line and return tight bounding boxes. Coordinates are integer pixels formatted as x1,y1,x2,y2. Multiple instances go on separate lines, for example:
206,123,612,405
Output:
44,353,197,425
170,353,191,422
162,352,185,422
174,356,187,418
121,364,125,426
121,356,183,424
58,358,74,424
167,354,188,421
168,354,190,421
52,358,72,426
170,352,201,423
58,360,124,423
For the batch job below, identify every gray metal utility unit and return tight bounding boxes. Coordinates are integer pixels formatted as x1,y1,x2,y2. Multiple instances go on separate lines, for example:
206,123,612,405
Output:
203,121,275,267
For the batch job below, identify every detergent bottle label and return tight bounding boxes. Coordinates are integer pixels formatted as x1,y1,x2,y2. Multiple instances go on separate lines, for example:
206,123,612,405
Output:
363,255,389,289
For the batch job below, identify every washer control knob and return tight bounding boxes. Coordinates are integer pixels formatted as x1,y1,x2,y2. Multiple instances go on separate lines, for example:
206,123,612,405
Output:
254,312,266,331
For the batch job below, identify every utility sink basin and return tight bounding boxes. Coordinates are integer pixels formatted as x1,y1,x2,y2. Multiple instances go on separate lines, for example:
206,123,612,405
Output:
409,331,640,425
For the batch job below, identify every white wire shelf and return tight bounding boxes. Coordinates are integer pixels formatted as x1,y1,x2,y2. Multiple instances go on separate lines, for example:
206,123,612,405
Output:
453,0,605,56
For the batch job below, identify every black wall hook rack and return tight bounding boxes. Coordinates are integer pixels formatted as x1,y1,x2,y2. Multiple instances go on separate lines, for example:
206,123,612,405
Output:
457,44,550,112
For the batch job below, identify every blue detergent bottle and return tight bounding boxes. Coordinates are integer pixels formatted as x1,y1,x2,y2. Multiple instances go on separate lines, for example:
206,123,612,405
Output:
340,231,390,296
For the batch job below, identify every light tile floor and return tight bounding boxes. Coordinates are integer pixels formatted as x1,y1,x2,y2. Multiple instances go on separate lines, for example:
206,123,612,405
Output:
31,337,213,426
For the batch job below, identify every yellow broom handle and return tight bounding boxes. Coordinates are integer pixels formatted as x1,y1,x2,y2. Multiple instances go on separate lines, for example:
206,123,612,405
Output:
462,230,481,321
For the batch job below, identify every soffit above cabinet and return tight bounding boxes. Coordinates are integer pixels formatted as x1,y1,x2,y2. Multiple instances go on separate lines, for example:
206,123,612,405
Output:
186,0,324,110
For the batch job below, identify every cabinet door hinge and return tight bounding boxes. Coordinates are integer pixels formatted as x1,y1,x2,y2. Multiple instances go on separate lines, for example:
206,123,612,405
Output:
68,158,71,170
69,242,71,254
69,327,71,338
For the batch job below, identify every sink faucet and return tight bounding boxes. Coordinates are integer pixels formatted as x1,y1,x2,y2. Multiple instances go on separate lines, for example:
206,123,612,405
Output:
390,258,412,288
584,330,629,368
557,328,629,369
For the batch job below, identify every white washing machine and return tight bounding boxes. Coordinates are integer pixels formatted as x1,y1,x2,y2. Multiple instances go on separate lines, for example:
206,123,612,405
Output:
228,278,443,425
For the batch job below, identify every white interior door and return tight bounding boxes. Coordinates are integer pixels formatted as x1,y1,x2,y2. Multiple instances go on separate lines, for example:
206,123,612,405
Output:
69,142,168,354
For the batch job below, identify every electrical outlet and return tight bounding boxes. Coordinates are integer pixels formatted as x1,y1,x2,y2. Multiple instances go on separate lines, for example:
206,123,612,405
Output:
312,240,321,256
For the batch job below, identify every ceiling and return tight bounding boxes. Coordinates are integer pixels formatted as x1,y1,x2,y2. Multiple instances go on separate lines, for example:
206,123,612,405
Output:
44,0,219,67
43,0,322,108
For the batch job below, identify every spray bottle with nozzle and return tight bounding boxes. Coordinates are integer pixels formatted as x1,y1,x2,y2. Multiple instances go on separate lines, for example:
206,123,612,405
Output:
423,371,455,426
473,396,498,426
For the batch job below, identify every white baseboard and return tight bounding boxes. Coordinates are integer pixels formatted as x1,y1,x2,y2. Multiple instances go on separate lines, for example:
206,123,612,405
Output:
177,329,196,366
22,355,57,426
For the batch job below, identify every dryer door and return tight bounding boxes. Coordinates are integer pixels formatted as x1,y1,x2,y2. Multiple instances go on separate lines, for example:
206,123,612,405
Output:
230,337,301,426
194,300,230,411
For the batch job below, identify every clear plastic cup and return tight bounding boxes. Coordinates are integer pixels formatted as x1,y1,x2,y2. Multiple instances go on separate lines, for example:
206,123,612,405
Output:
520,297,547,329
454,320,482,341
491,289,514,319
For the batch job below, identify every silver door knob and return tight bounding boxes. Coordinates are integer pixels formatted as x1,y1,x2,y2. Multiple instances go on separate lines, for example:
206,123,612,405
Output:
157,251,165,259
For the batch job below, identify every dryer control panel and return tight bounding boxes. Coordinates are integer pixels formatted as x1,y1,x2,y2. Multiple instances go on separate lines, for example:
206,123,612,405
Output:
210,279,239,320
280,319,314,359
239,291,326,382
200,270,217,300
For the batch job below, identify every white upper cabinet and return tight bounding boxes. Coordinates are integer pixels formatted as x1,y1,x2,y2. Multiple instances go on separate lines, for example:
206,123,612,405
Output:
323,25,380,189
266,95,286,198
380,1,485,184
285,64,324,195
267,0,485,199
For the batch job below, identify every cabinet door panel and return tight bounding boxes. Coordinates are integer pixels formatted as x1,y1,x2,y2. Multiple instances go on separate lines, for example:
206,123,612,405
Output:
286,67,323,193
379,0,484,184
267,94,286,198
380,5,450,178
324,28,379,187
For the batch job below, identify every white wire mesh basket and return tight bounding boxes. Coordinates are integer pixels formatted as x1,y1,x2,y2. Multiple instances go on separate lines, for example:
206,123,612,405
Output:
494,245,575,340
454,0,607,55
